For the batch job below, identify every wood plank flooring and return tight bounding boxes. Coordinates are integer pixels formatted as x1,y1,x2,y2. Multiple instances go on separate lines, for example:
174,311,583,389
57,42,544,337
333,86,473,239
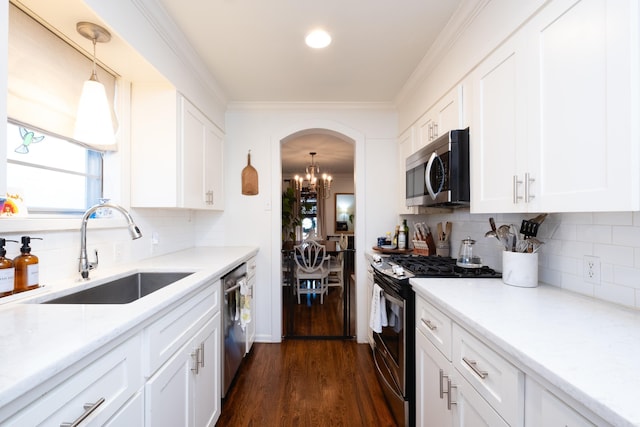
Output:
216,340,397,426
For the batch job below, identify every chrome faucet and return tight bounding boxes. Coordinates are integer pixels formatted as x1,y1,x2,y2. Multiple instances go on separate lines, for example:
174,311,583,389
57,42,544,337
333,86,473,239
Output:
79,202,142,279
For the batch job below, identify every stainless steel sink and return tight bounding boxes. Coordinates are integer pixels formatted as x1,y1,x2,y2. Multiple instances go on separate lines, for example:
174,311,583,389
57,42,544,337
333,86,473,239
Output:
43,272,194,304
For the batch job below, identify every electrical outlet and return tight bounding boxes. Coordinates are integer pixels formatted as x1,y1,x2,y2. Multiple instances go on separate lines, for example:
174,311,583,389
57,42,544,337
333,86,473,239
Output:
583,255,601,284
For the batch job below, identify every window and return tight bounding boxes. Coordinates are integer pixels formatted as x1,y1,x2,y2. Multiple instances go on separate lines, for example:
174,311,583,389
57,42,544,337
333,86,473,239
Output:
6,121,102,214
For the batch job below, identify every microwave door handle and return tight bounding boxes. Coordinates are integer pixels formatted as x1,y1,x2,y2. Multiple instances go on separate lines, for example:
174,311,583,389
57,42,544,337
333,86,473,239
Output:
425,151,438,200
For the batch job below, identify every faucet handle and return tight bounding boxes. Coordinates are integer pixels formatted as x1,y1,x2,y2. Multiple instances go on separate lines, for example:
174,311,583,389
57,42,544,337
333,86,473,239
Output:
89,249,99,271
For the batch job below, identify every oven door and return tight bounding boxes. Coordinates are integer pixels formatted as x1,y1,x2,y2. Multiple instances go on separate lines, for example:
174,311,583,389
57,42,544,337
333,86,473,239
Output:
372,278,406,395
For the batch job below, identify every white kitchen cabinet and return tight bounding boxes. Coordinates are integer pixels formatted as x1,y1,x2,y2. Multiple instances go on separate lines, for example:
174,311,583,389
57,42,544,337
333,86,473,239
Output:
144,278,222,427
3,333,143,426
104,391,144,426
416,326,454,426
416,297,510,427
145,313,221,427
471,0,639,213
245,256,257,354
525,377,596,427
417,85,463,151
131,83,224,210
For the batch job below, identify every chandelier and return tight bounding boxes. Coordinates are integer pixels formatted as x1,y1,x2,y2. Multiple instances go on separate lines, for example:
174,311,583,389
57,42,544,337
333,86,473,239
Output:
294,152,332,197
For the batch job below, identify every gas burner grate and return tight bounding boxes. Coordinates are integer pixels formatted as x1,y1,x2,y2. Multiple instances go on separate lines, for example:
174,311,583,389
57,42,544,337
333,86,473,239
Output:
387,255,499,278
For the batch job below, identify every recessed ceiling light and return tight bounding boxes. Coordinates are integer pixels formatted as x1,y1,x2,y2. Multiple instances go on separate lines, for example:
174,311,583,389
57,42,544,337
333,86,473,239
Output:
305,29,332,49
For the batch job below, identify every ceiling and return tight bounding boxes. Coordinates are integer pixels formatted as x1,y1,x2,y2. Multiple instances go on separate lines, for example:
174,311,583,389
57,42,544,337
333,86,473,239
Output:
158,0,462,104
155,0,463,173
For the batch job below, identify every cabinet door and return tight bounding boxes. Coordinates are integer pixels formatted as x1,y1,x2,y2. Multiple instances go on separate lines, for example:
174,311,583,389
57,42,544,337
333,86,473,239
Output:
104,390,144,427
193,313,221,427
453,375,509,427
145,341,192,427
416,329,453,427
436,86,462,137
181,99,224,211
525,377,597,427
204,124,224,210
470,33,529,213
527,0,639,212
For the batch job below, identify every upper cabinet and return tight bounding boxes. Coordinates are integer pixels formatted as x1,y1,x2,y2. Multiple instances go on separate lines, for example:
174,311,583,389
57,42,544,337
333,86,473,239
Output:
416,86,463,152
398,127,417,215
471,0,639,213
131,84,224,210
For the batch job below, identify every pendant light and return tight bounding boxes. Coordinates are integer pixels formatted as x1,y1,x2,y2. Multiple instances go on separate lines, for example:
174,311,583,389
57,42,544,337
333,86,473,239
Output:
74,21,116,150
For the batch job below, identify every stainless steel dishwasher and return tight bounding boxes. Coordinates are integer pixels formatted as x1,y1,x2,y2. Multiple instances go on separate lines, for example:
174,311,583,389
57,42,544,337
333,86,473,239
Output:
222,263,247,397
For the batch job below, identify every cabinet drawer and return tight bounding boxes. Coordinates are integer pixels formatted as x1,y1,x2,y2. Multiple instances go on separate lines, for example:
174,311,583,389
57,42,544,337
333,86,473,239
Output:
144,281,219,376
5,334,142,426
453,324,524,426
416,296,452,360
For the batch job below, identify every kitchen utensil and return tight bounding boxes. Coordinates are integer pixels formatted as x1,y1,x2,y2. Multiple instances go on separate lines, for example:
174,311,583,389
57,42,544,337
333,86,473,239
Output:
496,225,512,251
445,222,452,241
241,150,259,195
456,237,483,268
519,213,547,238
437,222,443,241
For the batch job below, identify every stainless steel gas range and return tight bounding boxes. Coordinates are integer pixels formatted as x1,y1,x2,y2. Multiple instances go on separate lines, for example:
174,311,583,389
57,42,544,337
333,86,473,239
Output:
370,255,500,427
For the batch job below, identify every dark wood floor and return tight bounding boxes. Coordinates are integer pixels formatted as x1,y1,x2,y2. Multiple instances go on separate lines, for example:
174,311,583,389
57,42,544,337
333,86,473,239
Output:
216,340,397,426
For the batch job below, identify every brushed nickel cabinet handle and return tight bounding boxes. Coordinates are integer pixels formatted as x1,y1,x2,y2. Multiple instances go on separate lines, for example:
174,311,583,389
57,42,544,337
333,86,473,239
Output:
60,397,105,427
439,368,445,399
421,318,437,331
199,342,205,368
191,348,200,374
463,357,488,379
447,379,457,410
525,172,535,202
513,175,523,204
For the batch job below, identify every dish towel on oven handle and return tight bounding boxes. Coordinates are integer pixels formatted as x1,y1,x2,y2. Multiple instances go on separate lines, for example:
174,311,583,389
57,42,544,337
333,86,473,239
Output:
369,283,388,333
239,277,251,331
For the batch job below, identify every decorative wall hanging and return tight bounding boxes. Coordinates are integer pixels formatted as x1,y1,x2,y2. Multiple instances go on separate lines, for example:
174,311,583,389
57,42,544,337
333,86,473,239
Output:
241,150,259,195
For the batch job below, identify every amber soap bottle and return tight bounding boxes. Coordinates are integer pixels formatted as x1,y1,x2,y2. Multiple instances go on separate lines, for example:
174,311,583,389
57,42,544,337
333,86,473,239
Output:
14,236,40,293
0,238,15,297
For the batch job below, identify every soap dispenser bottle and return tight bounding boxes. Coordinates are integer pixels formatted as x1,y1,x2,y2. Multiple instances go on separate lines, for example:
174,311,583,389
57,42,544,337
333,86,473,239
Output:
14,236,41,293
0,238,16,297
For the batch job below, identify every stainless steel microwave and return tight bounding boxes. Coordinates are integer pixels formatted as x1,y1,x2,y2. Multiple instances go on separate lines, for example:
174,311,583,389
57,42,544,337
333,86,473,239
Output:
405,128,470,207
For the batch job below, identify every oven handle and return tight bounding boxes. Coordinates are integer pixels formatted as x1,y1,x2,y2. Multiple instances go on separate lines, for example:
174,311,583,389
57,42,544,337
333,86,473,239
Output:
372,348,404,400
374,283,404,307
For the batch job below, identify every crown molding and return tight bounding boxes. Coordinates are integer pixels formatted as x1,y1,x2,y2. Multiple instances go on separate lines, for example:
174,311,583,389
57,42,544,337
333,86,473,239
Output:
130,0,228,106
395,0,490,106
226,101,397,112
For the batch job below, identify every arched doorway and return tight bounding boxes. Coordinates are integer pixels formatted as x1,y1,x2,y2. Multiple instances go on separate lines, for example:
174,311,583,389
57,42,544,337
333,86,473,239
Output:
281,129,355,338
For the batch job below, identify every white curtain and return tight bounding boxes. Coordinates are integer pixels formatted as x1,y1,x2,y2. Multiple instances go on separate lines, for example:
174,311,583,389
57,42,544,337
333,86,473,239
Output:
8,4,117,146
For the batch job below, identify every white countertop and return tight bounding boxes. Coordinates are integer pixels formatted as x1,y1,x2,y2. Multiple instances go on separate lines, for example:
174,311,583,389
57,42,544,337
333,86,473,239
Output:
0,246,258,414
410,278,640,427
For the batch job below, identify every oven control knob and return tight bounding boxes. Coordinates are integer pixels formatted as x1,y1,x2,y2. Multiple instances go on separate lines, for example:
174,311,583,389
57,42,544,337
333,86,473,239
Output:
392,266,405,276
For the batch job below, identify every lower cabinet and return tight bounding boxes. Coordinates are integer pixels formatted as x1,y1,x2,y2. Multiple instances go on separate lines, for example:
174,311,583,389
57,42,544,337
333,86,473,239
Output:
416,294,610,427
145,313,221,427
2,333,143,426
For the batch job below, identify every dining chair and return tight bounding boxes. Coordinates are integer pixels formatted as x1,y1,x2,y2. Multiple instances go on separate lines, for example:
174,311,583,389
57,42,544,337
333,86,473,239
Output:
328,235,348,294
293,240,329,304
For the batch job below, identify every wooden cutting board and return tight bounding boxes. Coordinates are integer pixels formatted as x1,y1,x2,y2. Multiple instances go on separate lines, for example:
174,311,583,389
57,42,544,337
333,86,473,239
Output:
242,151,259,195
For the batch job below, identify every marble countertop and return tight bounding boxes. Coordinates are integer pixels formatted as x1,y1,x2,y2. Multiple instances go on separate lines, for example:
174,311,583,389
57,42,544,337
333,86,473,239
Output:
0,246,258,414
410,278,640,427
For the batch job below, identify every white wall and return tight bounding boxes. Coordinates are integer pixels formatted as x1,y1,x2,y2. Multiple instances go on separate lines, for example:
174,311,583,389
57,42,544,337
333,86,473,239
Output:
221,105,397,342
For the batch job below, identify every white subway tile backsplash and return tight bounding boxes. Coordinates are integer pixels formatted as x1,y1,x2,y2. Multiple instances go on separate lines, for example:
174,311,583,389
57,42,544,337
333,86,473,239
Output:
575,224,611,244
594,244,634,267
594,211,632,226
411,210,640,312
613,265,640,290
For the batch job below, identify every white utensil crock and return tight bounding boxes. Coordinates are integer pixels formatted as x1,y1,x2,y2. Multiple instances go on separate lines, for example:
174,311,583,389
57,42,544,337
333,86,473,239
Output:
502,251,538,288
